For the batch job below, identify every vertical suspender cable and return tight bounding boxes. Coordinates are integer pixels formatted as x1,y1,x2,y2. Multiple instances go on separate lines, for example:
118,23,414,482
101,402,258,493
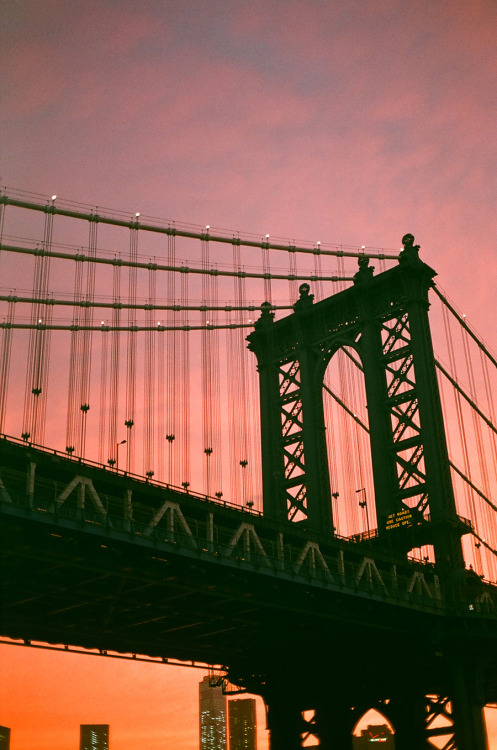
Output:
288,246,298,303
107,260,121,465
228,244,241,503
226,309,237,501
210,268,222,496
261,239,272,304
338,350,358,535
200,237,221,495
337,254,346,292
98,326,109,464
22,207,54,445
461,325,495,578
144,265,156,477
79,219,97,458
125,226,138,474
247,313,260,508
0,297,15,433
180,267,190,488
480,350,497,581
324,391,341,534
346,351,366,533
313,249,324,302
65,257,84,453
0,199,7,432
442,303,478,569
349,358,374,533
201,238,210,494
481,351,497,484
232,240,252,505
158,321,166,482
164,232,176,484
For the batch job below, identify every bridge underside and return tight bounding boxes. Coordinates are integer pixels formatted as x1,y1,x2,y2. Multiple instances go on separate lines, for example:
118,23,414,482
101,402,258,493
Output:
0,499,465,682
2,438,497,748
3,506,497,748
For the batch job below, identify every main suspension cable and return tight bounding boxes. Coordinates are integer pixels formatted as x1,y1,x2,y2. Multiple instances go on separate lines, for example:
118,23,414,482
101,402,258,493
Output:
0,293,292,313
0,193,399,260
432,284,497,370
0,243,353,283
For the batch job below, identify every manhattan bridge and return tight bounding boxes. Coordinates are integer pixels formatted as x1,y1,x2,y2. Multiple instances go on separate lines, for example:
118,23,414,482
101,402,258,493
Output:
1,189,497,749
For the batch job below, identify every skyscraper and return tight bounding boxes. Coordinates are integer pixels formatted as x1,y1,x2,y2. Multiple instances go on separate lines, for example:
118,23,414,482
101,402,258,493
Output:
199,676,227,749
80,724,109,750
0,726,11,750
352,723,395,748
228,698,257,750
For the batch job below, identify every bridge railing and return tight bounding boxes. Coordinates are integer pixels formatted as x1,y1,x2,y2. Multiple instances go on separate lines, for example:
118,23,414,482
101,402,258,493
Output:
0,433,262,515
2,472,496,620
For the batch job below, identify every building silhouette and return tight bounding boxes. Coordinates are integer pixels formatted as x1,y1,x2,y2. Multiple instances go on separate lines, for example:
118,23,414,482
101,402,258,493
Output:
353,723,395,748
228,698,257,750
199,676,227,749
0,726,11,750
80,724,109,750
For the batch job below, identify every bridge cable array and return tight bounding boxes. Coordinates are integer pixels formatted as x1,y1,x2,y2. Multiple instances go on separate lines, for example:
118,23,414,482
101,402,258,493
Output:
1,191,497,581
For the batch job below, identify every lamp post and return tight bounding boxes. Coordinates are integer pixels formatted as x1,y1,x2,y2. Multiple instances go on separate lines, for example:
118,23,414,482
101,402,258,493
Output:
331,491,340,536
116,439,126,472
204,447,213,496
356,488,370,536
166,434,175,485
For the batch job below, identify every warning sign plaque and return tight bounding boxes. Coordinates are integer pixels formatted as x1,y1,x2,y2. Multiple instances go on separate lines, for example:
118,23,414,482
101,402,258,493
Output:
385,508,414,531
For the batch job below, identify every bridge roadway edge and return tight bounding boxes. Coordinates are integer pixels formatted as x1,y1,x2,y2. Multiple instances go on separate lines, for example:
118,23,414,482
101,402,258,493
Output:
2,437,497,728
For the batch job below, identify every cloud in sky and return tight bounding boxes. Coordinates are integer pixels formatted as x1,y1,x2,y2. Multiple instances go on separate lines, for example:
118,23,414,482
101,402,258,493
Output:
3,0,495,266
1,2,497,748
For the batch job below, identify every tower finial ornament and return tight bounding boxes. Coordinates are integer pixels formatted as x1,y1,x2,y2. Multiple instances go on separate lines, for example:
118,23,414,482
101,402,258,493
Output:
353,254,374,284
293,282,314,311
399,233,420,262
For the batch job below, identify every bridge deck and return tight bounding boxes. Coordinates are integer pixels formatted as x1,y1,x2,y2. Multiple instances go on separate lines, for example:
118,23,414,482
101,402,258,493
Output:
2,436,497,704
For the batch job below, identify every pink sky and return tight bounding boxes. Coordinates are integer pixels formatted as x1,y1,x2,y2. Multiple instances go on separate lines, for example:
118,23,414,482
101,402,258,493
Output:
1,1,497,747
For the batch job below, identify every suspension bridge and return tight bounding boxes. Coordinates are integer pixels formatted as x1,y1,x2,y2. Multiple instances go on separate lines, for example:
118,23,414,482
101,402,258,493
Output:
1,189,497,748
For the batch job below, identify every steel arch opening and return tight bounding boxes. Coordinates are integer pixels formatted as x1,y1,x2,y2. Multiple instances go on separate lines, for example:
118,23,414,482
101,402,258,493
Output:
323,345,376,540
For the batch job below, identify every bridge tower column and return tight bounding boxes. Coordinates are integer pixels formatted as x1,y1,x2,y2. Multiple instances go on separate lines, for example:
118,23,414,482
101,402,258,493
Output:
352,260,402,526
248,292,333,533
394,237,465,570
265,693,304,750
352,237,465,570
313,699,355,749
450,658,489,750
388,687,431,749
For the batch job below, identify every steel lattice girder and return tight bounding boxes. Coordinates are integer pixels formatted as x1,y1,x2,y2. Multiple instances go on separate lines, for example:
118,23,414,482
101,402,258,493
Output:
247,239,465,569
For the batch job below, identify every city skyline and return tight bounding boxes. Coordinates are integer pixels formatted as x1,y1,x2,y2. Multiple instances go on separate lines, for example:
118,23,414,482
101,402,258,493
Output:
80,725,109,750
229,699,257,750
199,677,227,750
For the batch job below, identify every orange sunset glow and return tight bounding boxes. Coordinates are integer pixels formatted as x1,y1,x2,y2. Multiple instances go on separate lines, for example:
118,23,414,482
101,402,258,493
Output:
1,1,497,748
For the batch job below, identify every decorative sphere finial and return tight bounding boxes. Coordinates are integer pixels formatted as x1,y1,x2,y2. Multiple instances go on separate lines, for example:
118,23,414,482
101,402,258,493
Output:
402,233,415,248
399,233,420,264
293,282,314,311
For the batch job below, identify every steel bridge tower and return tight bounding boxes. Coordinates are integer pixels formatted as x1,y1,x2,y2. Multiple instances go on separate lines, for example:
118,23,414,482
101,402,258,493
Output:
245,235,488,749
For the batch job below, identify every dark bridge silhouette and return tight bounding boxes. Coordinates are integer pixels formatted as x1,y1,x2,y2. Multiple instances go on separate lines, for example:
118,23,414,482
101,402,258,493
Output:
2,432,496,749
1,195,497,749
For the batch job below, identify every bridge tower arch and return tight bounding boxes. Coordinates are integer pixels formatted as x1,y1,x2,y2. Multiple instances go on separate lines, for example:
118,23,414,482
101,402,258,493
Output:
321,340,376,538
247,234,465,570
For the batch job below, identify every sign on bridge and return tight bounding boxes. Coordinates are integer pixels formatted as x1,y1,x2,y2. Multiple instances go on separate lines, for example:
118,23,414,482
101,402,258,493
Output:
385,508,415,531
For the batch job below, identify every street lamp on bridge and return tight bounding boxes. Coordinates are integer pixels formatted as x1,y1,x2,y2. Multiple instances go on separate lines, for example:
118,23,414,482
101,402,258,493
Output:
116,439,126,472
356,488,370,536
